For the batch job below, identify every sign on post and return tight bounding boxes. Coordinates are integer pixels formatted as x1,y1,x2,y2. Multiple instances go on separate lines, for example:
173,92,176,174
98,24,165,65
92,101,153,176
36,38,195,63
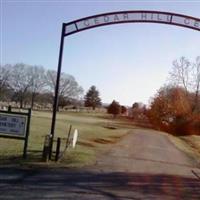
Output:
0,113,27,138
0,107,31,158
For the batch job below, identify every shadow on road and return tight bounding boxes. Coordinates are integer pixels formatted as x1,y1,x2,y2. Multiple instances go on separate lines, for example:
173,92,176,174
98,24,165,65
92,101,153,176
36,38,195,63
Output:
0,150,43,165
1,168,200,200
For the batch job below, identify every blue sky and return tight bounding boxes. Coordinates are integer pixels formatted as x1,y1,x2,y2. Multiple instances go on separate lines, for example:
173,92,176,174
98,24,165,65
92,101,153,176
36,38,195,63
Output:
1,0,200,105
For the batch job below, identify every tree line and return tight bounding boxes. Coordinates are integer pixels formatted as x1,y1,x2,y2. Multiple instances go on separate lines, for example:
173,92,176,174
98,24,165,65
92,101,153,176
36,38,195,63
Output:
148,56,200,135
80,56,200,137
0,63,83,109
90,56,199,136
84,86,127,116
1,57,199,136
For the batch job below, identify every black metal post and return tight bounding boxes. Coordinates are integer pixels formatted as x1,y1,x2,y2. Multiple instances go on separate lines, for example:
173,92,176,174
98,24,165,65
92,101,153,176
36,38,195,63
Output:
8,106,11,112
55,137,61,161
49,23,65,159
23,108,31,159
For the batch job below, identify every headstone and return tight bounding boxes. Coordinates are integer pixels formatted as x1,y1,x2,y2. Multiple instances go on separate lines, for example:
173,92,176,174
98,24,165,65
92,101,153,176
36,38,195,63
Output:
72,129,78,148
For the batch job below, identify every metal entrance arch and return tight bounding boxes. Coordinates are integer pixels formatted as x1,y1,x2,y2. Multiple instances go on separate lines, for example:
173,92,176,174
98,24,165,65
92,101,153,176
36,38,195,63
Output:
49,10,200,158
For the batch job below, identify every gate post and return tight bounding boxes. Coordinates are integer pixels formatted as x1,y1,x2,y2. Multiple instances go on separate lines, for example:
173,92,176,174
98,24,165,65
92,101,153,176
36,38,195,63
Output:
49,23,65,159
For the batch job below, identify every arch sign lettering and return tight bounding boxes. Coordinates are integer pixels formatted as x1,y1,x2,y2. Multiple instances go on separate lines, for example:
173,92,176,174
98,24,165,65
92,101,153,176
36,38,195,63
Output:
49,10,200,158
65,10,200,35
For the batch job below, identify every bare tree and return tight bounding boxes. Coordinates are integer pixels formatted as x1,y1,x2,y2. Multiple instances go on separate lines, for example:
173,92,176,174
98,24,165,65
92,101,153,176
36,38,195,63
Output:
1,64,84,110
192,56,200,111
45,70,83,108
45,70,57,93
29,65,46,108
0,64,11,100
169,56,200,112
9,63,33,108
170,57,191,93
59,73,83,100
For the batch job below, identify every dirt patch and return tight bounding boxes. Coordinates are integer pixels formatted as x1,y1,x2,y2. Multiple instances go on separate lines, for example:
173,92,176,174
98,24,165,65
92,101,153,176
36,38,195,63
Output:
77,141,96,148
92,138,116,144
108,135,122,139
103,126,117,129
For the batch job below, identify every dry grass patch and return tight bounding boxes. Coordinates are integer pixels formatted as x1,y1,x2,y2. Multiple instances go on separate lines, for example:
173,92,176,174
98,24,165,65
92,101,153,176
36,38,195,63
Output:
168,134,200,165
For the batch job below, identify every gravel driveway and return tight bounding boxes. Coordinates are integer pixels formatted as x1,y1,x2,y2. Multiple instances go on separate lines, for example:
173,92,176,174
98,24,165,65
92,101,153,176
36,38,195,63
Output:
1,128,200,199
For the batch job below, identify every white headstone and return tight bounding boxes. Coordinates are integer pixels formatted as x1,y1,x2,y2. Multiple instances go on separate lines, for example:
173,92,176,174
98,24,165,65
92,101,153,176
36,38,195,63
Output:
72,129,78,148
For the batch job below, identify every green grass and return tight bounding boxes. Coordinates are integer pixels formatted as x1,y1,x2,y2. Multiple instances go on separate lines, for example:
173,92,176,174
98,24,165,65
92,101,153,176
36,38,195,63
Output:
0,111,136,168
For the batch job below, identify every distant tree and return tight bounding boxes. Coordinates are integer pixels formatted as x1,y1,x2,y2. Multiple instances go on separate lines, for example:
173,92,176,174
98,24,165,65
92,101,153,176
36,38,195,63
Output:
0,64,11,101
29,65,46,109
84,85,101,110
58,95,68,109
131,102,146,119
192,56,200,112
107,100,121,118
8,63,33,108
132,102,139,109
170,57,191,93
169,56,200,112
132,102,139,119
0,63,84,110
45,70,83,109
147,85,192,133
36,92,53,108
121,105,127,114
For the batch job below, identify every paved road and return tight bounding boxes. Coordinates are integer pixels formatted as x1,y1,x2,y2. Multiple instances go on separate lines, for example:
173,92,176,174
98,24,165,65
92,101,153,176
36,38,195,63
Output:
92,129,199,176
1,128,200,200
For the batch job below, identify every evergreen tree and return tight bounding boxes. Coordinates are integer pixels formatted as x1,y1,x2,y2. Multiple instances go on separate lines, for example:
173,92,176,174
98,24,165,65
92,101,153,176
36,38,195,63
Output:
84,85,101,110
121,105,127,114
107,100,121,117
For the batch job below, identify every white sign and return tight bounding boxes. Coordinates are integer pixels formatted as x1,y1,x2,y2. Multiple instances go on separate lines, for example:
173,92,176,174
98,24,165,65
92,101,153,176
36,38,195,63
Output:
65,11,200,35
72,129,78,148
0,113,27,137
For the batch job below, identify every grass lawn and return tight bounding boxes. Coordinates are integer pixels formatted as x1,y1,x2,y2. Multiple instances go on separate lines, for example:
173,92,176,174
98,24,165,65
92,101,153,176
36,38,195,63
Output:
0,111,136,168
